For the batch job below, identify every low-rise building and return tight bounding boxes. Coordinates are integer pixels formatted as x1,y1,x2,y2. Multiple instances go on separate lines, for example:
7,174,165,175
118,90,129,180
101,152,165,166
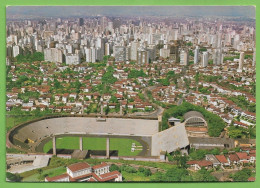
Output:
45,162,122,182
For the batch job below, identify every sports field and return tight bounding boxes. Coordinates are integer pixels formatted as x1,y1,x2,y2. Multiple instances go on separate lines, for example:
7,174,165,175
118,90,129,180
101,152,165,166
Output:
43,137,142,156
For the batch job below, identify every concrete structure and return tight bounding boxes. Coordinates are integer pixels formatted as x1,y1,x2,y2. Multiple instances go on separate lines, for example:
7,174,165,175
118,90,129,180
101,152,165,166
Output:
65,53,80,65
113,46,126,62
79,137,83,151
213,48,223,65
189,137,235,149
6,154,52,174
194,46,199,64
137,49,149,65
202,51,208,67
130,41,140,61
106,138,110,158
238,52,244,72
9,117,189,157
183,111,207,127
160,48,170,59
146,45,156,61
13,45,21,57
180,49,189,66
44,48,63,63
151,123,189,156
53,136,56,155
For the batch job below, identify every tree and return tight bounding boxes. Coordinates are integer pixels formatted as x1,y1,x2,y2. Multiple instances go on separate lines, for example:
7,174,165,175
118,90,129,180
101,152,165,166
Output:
173,155,188,168
222,149,229,155
232,168,252,181
228,126,244,138
109,96,118,103
143,168,152,176
189,149,207,160
110,164,120,172
6,172,22,182
210,148,220,155
164,167,189,181
193,168,218,181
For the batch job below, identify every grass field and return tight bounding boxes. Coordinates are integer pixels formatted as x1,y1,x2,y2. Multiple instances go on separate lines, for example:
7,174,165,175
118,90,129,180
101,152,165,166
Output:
22,166,67,182
43,137,142,156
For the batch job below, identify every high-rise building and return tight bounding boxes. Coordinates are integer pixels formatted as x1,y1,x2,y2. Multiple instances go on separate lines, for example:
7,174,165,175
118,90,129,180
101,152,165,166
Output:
137,49,149,65
44,48,63,63
194,46,199,64
78,18,84,26
95,37,105,57
238,52,244,72
160,48,170,59
96,48,103,61
113,46,126,62
65,54,80,65
180,49,189,66
146,45,156,61
213,48,223,65
91,47,96,63
202,51,208,67
125,46,131,61
151,33,162,45
107,22,113,32
130,41,140,61
85,48,92,63
12,45,21,57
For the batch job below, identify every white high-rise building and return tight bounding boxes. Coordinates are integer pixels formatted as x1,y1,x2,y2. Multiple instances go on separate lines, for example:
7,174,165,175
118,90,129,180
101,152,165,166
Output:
65,54,80,65
95,37,104,57
130,41,140,61
13,45,21,57
202,51,208,67
159,48,170,59
85,47,97,63
44,48,63,63
91,47,96,63
238,52,244,72
180,49,189,66
85,48,92,62
213,48,223,65
113,46,126,62
137,49,149,65
194,46,199,64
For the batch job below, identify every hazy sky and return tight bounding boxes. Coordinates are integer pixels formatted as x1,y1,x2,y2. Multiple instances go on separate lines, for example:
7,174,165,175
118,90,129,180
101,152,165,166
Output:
6,6,255,18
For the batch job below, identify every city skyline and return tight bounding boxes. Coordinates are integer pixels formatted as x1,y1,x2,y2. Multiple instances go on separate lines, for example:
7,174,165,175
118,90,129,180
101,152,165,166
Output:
6,6,256,19
5,5,256,182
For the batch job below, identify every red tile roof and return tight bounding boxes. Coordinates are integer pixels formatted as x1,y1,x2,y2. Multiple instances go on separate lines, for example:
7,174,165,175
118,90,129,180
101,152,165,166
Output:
67,162,91,172
248,177,255,181
92,162,109,170
45,173,69,182
228,154,239,162
236,152,250,160
69,173,92,182
187,160,213,167
215,155,228,164
98,171,121,181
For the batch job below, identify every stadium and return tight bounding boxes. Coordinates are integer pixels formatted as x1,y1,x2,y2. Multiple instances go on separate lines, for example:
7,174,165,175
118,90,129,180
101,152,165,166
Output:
7,115,189,159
